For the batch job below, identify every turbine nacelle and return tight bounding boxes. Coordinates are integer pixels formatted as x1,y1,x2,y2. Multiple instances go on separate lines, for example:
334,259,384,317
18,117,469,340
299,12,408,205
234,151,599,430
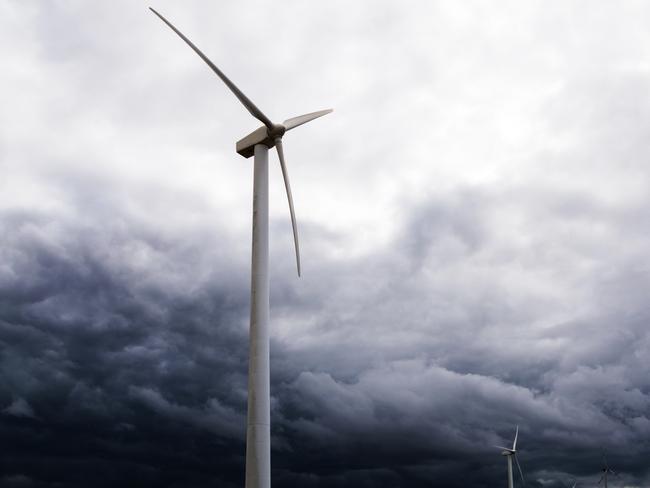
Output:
236,126,279,158
236,109,332,158
236,123,287,158
494,445,515,456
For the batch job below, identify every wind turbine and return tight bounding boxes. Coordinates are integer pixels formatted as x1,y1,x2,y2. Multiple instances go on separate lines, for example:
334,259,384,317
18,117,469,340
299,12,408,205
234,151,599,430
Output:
495,425,525,488
562,478,577,488
598,454,618,488
149,8,332,488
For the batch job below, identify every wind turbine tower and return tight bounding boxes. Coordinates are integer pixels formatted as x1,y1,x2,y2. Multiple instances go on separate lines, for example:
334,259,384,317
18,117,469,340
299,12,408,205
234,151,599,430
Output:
495,425,525,488
149,8,332,488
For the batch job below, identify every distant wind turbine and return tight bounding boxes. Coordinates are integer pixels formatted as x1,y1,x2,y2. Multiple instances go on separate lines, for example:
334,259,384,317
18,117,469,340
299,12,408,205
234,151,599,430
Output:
598,454,619,488
562,478,577,488
149,8,332,488
495,425,526,488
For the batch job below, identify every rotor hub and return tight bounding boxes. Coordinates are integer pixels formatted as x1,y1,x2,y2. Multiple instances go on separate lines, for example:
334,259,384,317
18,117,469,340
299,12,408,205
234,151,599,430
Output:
267,123,286,140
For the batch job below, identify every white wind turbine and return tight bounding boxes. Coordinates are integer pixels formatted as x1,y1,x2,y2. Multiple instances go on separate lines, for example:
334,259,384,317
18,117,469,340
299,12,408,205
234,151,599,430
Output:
495,425,526,488
149,8,332,488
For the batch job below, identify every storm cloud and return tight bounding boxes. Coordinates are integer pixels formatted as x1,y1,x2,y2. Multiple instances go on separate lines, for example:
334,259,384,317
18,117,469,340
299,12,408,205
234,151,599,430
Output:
2,1,650,487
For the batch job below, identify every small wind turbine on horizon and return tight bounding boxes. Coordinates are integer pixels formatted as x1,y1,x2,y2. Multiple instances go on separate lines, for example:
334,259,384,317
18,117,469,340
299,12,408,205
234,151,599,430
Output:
495,425,526,488
149,8,332,488
598,454,619,488
562,478,577,488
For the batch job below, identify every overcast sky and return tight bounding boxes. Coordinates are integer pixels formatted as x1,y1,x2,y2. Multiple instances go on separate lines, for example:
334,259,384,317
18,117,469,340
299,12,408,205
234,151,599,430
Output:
2,1,650,487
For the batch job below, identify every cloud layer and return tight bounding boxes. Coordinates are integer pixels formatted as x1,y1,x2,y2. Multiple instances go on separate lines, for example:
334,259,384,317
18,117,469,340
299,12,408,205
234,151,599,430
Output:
2,1,650,487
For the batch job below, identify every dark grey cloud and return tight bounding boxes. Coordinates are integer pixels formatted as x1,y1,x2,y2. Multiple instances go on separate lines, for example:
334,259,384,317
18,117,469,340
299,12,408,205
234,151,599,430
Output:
4,170,650,486
3,398,35,419
3,1,650,487
0,175,253,487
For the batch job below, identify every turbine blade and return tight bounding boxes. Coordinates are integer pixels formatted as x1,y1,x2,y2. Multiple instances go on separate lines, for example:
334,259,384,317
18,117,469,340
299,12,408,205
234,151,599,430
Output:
494,445,513,452
149,8,274,129
284,109,333,131
513,425,519,451
514,454,525,486
275,138,301,276
598,475,604,485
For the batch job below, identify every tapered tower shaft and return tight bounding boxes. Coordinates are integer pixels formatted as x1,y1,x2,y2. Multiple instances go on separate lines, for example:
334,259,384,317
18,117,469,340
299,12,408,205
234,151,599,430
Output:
246,144,271,488
507,454,514,488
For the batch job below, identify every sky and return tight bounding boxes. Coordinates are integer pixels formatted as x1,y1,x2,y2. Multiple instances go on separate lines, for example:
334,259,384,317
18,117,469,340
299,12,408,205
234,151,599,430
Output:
1,1,650,487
